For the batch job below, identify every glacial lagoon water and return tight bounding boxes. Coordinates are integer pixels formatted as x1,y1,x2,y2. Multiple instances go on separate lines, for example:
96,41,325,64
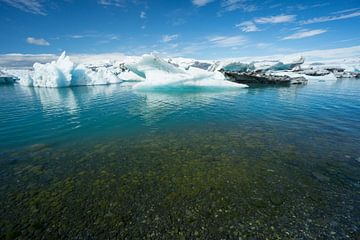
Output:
0,80,359,239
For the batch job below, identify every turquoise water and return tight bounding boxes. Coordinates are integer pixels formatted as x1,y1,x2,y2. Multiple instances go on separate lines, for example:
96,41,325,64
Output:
0,80,360,239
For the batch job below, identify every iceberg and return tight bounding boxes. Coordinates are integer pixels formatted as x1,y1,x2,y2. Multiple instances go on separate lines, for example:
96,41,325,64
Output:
0,70,17,84
71,65,122,86
15,52,124,87
31,52,74,87
210,57,304,73
11,52,245,89
271,71,337,82
127,54,247,90
5,51,357,89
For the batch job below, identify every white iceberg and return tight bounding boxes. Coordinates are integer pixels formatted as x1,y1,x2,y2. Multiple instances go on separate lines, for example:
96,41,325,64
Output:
15,52,124,88
31,52,74,87
11,52,246,89
271,71,337,83
127,54,247,90
71,65,122,86
7,50,358,89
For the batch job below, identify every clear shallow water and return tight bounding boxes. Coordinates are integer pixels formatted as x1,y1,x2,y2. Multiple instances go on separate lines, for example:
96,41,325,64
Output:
0,80,360,239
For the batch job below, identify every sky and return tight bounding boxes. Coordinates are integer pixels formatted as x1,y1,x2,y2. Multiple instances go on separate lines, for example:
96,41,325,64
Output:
0,0,360,59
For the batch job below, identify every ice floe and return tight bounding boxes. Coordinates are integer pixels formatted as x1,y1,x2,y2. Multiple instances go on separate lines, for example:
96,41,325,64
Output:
127,54,246,90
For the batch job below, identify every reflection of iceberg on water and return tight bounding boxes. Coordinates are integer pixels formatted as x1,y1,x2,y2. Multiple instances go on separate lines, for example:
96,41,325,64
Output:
127,54,247,90
35,87,79,115
131,89,246,124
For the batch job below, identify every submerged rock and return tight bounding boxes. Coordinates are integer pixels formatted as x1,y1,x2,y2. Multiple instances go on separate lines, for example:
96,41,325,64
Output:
269,194,284,206
27,143,51,152
311,171,330,182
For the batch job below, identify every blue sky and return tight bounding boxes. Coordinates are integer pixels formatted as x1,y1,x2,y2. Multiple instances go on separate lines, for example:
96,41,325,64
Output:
0,0,359,58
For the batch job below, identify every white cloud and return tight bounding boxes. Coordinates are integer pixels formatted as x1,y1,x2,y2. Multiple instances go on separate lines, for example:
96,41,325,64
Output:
140,11,146,19
208,35,247,47
211,45,360,62
220,0,257,12
236,21,260,32
255,43,271,49
66,33,119,41
283,29,327,40
192,0,213,7
26,37,50,46
70,35,85,39
0,0,46,15
162,34,179,43
98,0,126,7
255,14,296,24
333,8,360,14
302,11,360,24
0,53,57,67
236,14,295,33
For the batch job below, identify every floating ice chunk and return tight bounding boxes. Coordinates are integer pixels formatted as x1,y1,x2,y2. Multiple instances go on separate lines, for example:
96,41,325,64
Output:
31,52,74,87
211,57,305,73
222,62,255,72
127,54,184,78
271,71,337,82
130,54,247,90
2,69,32,85
72,65,122,86
18,74,34,86
15,52,124,87
0,70,18,84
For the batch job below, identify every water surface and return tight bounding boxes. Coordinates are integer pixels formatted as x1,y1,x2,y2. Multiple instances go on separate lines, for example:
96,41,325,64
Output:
0,80,359,239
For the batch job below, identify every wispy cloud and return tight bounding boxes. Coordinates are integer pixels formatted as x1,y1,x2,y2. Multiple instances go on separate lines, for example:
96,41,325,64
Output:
162,34,179,43
192,0,213,7
236,21,259,32
255,14,296,24
166,8,193,26
98,0,126,7
283,29,327,40
236,14,295,33
0,0,46,15
67,33,119,41
286,3,329,12
26,37,50,46
208,35,246,47
140,11,146,19
332,8,360,14
69,35,87,39
220,0,257,13
302,11,360,24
